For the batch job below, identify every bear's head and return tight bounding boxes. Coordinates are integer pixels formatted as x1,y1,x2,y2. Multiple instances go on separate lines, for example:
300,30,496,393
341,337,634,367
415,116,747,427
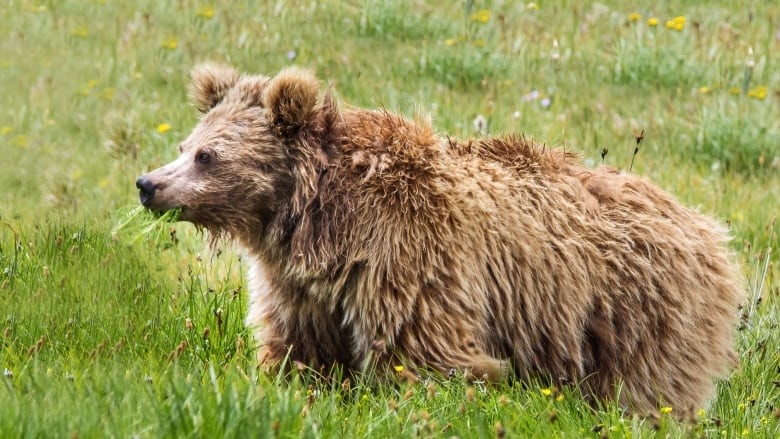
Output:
136,64,336,241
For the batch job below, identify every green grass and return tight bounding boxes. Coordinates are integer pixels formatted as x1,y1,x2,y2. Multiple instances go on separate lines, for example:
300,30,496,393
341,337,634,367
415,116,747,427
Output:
1,0,779,437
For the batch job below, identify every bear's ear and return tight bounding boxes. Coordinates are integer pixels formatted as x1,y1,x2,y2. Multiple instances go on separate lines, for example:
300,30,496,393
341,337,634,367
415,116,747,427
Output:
262,67,319,136
189,63,241,113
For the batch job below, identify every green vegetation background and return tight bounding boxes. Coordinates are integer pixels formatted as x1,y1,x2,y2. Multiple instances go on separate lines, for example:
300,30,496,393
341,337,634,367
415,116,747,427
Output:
1,1,777,437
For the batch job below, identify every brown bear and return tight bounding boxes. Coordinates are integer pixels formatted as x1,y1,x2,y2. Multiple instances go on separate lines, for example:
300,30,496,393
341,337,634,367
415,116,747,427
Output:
136,64,744,415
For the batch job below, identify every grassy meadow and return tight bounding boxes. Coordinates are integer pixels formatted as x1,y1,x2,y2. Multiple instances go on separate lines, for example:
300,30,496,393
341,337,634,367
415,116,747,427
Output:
1,0,778,437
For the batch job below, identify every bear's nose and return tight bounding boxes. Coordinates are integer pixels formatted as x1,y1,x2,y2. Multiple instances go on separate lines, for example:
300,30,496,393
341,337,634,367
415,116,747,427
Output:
136,176,156,206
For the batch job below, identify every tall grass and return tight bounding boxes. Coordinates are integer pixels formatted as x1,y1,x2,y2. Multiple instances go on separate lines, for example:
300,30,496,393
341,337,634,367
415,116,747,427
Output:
1,1,778,437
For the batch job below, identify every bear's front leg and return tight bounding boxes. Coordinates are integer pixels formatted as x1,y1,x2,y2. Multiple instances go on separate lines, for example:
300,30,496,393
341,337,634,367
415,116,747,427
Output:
253,309,354,374
253,324,292,372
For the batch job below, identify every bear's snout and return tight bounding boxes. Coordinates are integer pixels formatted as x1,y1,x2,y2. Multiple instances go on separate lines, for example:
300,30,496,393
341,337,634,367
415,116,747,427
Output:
136,176,156,206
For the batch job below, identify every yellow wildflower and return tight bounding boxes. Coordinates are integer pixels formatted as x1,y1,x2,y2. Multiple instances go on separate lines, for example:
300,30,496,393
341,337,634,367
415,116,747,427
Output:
741,428,750,437
540,388,552,396
162,38,179,50
196,6,215,19
393,365,404,373
698,86,711,95
101,88,115,101
15,135,28,149
556,394,564,402
665,16,685,31
1,126,12,135
444,38,458,46
70,26,89,38
527,2,539,10
646,17,659,26
628,12,641,23
156,123,172,134
747,86,767,100
470,9,491,24
660,406,673,414
697,409,706,418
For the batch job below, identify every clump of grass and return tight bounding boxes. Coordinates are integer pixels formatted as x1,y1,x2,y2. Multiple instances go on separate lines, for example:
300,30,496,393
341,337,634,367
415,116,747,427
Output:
693,108,778,176
611,32,706,90
419,48,509,89
111,205,182,243
356,0,455,41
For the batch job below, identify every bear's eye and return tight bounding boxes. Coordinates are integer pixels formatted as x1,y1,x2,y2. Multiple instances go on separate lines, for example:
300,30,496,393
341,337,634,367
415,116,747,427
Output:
197,152,211,164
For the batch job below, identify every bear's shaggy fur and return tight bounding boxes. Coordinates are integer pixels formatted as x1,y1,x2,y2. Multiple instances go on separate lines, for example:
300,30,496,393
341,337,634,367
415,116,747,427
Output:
137,64,744,415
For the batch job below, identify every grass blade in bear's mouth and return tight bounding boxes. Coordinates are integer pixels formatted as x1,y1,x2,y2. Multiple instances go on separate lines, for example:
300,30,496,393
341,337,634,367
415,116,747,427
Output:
150,207,183,222
112,206,183,242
